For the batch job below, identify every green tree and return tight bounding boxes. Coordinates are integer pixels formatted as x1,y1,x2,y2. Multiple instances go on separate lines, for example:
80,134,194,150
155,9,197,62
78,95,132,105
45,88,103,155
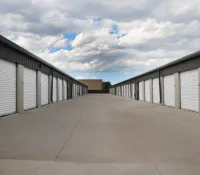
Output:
102,81,112,90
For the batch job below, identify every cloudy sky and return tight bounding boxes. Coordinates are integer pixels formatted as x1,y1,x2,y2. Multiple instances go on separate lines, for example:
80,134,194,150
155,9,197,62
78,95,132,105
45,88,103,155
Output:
1,0,200,84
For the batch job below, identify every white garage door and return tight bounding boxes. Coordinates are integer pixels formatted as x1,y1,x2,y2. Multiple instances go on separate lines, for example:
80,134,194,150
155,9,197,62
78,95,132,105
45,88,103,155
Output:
72,84,74,98
0,59,16,116
124,85,127,97
145,80,151,102
164,75,175,107
181,69,199,112
53,77,57,102
127,85,129,98
74,84,76,97
24,67,36,110
63,80,67,100
139,81,144,100
80,86,82,96
128,84,130,98
132,83,135,99
41,73,49,105
126,85,128,97
153,78,160,104
58,78,63,101
125,85,127,97
77,85,79,96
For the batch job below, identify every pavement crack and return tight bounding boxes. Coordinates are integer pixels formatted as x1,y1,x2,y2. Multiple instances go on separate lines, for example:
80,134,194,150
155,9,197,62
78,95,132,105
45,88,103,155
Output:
54,116,83,161
153,164,163,175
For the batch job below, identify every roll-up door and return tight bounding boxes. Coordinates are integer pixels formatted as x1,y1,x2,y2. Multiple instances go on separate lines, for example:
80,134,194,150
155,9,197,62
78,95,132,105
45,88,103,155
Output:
153,78,160,104
41,73,49,105
63,80,67,100
74,84,76,97
164,75,175,107
65,81,68,99
75,84,77,97
53,77,57,102
145,80,151,102
58,78,62,101
180,69,199,112
139,81,144,100
24,67,36,110
77,85,79,96
124,85,126,97
72,84,74,97
128,84,130,98
126,85,128,97
127,85,129,98
0,59,16,116
125,85,127,97
132,83,135,99
74,84,77,97
80,86,82,96
73,84,75,98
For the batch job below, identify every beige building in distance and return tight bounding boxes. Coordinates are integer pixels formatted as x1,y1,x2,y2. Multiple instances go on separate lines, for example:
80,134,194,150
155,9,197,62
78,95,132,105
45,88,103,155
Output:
78,79,103,90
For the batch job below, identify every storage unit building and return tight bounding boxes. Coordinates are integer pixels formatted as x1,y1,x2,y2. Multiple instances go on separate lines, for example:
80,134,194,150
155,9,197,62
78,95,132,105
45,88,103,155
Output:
110,49,200,113
0,35,88,117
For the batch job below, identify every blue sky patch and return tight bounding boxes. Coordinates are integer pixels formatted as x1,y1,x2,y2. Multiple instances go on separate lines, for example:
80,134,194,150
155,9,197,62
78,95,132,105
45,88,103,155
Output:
49,33,76,53
11,35,17,41
117,33,127,39
93,17,102,23
63,33,77,41
109,24,118,35
49,47,62,53
49,44,72,53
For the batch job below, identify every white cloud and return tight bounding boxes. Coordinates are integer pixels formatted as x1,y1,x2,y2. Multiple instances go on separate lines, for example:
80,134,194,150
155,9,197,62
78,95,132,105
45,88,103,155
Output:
1,0,200,83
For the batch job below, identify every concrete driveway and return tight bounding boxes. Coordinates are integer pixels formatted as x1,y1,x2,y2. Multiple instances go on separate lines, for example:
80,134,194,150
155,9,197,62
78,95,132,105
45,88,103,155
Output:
0,94,200,174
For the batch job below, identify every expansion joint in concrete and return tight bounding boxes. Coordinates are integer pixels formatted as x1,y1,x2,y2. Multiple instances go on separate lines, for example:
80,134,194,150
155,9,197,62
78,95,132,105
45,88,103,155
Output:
54,116,83,161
